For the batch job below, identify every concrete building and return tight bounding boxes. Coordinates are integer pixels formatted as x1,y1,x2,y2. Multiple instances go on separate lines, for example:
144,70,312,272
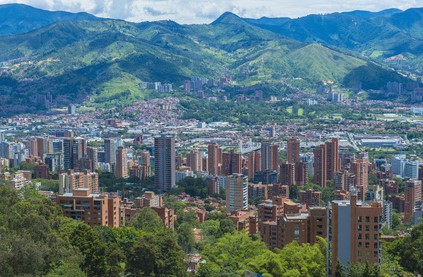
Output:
383,201,393,229
207,142,221,176
404,161,419,179
261,142,278,171
391,155,406,177
207,177,220,195
295,161,308,186
404,179,422,223
313,144,327,187
115,147,128,178
330,192,383,275
104,138,116,166
353,159,369,201
56,188,120,227
187,150,203,172
44,153,64,172
59,170,99,194
299,189,322,208
287,138,300,163
325,138,340,181
279,162,295,186
226,174,248,212
154,136,176,192
221,150,242,176
228,210,258,234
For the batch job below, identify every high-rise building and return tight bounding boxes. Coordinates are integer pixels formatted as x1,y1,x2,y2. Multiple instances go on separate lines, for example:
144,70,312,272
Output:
247,152,256,179
208,142,221,176
115,147,128,178
404,161,419,179
104,138,116,165
280,162,295,186
36,137,49,159
222,150,242,176
391,155,406,177
353,159,369,200
287,138,300,163
270,144,279,170
295,161,308,185
226,174,248,212
418,164,423,182
44,153,64,172
261,142,271,171
63,139,73,170
325,138,340,181
333,171,345,190
0,131,4,143
313,144,327,187
382,201,393,229
187,150,203,172
87,146,98,172
154,136,176,192
63,138,87,170
404,179,422,223
330,193,383,275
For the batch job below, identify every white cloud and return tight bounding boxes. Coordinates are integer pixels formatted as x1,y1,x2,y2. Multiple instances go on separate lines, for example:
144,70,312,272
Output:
0,0,422,23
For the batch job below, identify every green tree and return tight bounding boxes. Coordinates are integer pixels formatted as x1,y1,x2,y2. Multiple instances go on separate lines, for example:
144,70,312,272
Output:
126,229,187,276
177,222,196,253
388,222,423,275
69,224,108,276
199,232,269,276
130,207,165,232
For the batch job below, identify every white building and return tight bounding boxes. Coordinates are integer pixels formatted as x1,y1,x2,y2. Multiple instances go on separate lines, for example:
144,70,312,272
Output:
225,174,248,212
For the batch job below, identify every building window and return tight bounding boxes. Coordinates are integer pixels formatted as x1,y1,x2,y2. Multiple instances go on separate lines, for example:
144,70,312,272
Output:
365,216,370,223
365,225,370,231
365,234,370,240
358,216,362,222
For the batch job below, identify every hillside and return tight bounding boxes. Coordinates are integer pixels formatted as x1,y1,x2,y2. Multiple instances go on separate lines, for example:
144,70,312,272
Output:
246,8,423,74
0,6,413,114
0,4,99,35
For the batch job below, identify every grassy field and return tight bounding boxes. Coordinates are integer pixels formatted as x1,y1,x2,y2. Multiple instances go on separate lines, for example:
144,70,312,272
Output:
286,107,293,114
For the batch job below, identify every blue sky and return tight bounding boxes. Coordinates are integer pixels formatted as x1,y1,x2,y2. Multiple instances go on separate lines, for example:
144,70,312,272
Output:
1,0,422,23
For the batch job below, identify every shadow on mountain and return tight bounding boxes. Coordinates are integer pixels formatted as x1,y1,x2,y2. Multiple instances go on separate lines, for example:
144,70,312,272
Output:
342,62,409,90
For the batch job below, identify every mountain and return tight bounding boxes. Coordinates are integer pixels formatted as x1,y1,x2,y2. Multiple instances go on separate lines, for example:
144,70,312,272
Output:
342,8,402,19
0,4,99,35
0,5,412,114
245,8,423,74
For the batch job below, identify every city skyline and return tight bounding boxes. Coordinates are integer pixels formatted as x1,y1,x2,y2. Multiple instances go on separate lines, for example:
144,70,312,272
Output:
0,0,421,24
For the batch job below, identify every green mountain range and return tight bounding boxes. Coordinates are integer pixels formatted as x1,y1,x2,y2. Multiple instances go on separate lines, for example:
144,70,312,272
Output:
0,4,99,35
246,8,423,74
0,4,419,114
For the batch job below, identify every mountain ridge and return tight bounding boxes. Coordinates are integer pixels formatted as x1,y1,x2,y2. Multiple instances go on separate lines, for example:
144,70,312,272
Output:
0,4,418,115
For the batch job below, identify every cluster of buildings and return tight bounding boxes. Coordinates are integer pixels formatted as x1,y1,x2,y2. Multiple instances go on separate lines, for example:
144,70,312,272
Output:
140,81,173,93
184,75,232,93
1,104,423,275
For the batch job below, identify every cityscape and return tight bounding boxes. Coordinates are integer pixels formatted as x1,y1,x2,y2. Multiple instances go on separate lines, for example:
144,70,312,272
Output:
1,2,423,277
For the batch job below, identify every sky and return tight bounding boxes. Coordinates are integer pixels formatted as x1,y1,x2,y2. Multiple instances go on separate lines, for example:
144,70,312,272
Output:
0,0,422,23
